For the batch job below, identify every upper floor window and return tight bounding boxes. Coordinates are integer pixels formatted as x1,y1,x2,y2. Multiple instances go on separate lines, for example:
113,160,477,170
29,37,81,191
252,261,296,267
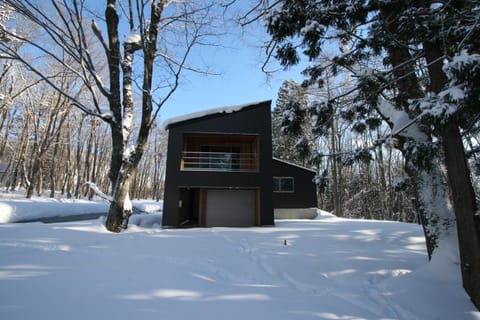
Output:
273,177,294,193
200,146,241,170
181,133,259,172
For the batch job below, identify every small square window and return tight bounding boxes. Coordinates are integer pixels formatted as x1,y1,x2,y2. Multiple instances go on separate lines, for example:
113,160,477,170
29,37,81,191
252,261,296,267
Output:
273,177,294,193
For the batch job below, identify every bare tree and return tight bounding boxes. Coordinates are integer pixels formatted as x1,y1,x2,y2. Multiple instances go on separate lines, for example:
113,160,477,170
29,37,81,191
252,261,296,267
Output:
0,0,220,232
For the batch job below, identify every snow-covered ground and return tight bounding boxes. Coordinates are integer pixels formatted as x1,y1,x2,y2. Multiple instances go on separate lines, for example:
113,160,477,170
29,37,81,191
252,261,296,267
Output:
0,193,478,320
0,191,162,223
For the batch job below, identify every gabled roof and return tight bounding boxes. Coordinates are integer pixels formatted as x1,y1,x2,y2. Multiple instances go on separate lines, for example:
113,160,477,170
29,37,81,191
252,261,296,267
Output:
161,100,271,130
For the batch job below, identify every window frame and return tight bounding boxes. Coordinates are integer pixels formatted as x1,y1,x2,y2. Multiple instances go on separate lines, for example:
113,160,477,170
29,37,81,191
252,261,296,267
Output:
273,176,295,193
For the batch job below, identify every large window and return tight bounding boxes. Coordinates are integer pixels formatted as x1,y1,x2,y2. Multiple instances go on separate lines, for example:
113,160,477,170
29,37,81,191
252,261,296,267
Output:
181,134,259,172
200,146,241,170
273,177,295,193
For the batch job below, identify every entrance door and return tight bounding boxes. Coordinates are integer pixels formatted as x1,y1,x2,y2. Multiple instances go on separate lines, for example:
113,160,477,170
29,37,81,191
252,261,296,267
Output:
205,189,255,227
178,188,199,227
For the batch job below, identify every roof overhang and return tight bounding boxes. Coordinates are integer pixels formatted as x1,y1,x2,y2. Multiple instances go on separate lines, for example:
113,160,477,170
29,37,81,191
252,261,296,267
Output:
161,100,271,131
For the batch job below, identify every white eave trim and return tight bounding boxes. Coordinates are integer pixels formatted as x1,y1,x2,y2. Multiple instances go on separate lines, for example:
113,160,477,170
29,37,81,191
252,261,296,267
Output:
273,157,317,173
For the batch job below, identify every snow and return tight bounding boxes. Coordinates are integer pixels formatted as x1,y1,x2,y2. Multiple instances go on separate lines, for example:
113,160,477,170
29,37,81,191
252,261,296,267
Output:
282,109,296,122
0,198,107,223
0,190,162,223
124,33,141,44
84,182,112,202
100,110,113,121
124,192,132,213
444,51,480,78
300,20,323,36
0,193,479,320
161,100,270,130
414,51,480,122
123,144,136,161
439,84,465,101
378,98,428,141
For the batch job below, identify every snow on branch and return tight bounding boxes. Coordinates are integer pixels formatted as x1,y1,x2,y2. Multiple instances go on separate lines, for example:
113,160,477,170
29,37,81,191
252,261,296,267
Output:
377,98,428,142
409,51,480,124
83,182,112,202
124,33,141,44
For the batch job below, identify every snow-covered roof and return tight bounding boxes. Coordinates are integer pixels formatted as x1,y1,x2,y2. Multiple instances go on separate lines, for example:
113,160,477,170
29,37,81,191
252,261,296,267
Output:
161,100,271,130
273,157,317,173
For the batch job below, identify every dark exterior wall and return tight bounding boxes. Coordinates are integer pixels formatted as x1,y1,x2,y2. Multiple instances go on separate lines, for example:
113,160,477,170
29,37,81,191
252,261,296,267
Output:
162,101,273,227
272,159,317,209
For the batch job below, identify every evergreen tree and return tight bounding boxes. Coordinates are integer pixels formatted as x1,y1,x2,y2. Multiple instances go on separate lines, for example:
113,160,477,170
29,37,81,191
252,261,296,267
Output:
272,80,311,165
252,0,480,306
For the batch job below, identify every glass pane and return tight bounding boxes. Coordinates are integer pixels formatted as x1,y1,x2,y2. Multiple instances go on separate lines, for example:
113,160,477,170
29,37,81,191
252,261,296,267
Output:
280,177,294,192
200,146,241,170
200,146,210,168
273,177,280,192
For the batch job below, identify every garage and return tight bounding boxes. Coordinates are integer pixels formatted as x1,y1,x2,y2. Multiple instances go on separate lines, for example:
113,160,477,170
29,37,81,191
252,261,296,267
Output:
205,189,256,227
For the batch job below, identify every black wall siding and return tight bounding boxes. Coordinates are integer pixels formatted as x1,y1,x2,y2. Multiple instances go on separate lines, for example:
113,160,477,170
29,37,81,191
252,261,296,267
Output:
272,159,317,209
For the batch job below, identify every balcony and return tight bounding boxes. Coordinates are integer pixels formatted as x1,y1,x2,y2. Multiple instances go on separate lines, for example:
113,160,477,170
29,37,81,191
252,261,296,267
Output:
181,150,258,172
181,134,259,172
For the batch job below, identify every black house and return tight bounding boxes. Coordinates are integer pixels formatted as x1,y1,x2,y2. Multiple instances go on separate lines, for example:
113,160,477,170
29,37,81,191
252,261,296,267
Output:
162,101,274,227
162,100,317,228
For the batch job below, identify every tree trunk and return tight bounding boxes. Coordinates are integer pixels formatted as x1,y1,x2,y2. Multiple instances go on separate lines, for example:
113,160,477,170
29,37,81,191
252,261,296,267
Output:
404,147,453,258
105,167,134,232
88,126,99,200
61,122,73,198
104,0,165,232
36,164,43,196
442,121,480,308
330,117,340,216
103,0,126,231
50,129,62,198
8,114,29,191
377,4,456,256
105,0,123,189
26,155,41,198
83,120,94,197
424,40,480,308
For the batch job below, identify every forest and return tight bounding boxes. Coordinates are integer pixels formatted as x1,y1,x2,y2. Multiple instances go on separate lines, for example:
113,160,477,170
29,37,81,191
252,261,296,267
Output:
272,79,420,223
0,89,167,201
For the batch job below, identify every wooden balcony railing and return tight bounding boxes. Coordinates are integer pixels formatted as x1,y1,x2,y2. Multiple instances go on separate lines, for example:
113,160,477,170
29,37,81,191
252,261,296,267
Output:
180,151,258,172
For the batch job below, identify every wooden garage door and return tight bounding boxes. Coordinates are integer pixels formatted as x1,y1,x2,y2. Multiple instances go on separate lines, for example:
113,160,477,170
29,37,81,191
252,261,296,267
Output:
205,189,255,227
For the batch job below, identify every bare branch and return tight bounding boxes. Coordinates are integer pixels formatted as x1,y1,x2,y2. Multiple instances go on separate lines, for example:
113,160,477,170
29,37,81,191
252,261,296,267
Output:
238,0,281,27
91,19,109,52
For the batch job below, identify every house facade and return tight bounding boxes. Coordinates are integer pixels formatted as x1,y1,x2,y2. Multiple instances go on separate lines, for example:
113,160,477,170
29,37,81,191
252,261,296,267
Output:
272,158,318,219
162,101,274,227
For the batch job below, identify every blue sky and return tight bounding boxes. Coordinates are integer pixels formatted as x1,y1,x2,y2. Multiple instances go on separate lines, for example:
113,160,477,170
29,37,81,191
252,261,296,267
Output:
9,0,309,126
157,21,306,122
84,0,307,123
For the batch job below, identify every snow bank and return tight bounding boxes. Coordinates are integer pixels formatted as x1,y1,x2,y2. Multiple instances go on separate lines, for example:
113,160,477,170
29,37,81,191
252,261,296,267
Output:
0,193,163,223
0,199,109,223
